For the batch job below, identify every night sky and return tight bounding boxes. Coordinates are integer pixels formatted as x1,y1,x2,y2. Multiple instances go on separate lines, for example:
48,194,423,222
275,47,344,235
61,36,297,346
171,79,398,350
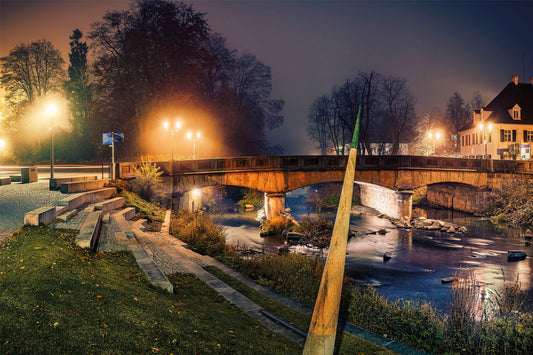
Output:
1,0,533,154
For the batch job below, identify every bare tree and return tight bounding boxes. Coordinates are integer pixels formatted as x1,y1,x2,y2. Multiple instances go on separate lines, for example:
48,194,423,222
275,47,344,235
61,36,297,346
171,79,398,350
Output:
381,75,416,154
0,40,65,105
446,92,471,153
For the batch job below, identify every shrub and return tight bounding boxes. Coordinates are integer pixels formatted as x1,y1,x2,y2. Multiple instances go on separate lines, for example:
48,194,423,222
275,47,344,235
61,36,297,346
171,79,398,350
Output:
237,188,263,211
222,253,324,306
120,190,164,222
132,161,163,201
261,215,296,235
170,211,229,256
480,177,533,228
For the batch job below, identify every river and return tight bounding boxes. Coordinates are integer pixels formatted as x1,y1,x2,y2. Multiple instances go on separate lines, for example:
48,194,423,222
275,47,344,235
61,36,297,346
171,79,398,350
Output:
218,187,532,312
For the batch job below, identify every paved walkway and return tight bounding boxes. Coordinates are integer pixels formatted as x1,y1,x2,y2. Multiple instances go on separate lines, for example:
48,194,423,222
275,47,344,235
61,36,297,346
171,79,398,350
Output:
0,181,65,242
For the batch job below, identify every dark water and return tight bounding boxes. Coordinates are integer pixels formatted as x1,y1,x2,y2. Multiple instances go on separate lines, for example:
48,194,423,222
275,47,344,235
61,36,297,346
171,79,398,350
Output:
219,187,532,312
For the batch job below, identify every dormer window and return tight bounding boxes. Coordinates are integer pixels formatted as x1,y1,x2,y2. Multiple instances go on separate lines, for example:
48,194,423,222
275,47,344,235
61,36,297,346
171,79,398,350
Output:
508,104,521,120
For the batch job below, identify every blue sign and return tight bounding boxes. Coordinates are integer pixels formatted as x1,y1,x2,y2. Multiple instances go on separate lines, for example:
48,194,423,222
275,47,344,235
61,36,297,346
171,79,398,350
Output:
102,132,124,145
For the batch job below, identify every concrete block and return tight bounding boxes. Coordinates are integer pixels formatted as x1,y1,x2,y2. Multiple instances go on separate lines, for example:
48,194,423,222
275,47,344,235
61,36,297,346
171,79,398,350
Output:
57,209,78,222
111,213,135,238
60,179,109,193
93,197,125,213
21,167,38,183
10,175,21,182
0,177,11,186
55,205,69,216
58,188,116,210
75,211,102,250
24,206,56,225
50,176,97,190
116,207,136,221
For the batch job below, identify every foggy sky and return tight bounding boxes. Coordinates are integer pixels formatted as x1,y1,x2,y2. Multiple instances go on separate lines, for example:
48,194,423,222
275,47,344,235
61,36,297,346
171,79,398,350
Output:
1,0,532,154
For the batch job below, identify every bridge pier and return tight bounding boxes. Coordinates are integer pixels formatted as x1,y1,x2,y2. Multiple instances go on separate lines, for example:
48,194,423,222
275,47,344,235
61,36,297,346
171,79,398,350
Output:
264,193,286,219
180,188,202,212
358,183,413,219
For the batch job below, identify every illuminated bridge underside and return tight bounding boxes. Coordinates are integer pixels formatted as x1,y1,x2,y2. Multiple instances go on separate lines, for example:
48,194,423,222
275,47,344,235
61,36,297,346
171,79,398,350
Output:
117,155,533,219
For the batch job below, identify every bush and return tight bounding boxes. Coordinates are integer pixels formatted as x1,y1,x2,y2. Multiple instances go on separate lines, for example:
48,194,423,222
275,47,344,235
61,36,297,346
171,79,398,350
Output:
480,177,533,228
222,253,324,306
237,188,263,211
261,215,296,235
132,161,163,201
170,211,229,256
120,190,164,222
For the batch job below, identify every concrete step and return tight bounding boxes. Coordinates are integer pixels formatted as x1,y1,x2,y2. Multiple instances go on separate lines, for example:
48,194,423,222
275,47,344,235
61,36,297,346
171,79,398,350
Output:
50,175,97,190
75,211,103,250
58,188,116,211
60,179,109,193
24,206,57,225
114,207,136,221
57,209,78,222
94,197,125,213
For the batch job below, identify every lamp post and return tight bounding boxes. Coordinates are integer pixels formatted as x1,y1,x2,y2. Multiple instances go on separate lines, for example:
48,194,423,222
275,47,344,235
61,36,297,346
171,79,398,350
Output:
164,120,181,211
46,104,58,179
187,131,201,159
426,130,441,156
478,122,493,159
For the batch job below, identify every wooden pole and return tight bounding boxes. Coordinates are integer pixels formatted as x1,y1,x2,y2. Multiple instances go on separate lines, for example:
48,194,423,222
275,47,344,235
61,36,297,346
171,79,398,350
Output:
303,107,360,355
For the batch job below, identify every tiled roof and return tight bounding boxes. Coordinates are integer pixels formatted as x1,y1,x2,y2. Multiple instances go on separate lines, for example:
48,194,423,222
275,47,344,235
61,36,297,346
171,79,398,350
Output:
484,82,533,124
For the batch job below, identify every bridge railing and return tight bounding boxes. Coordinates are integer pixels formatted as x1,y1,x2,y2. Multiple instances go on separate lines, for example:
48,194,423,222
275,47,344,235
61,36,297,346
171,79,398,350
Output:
116,155,532,179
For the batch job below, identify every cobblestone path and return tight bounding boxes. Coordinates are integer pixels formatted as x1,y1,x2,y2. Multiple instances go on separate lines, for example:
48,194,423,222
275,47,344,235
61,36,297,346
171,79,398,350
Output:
0,181,65,242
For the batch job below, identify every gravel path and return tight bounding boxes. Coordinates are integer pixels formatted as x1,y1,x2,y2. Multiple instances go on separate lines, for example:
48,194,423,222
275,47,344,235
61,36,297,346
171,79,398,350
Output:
0,181,65,242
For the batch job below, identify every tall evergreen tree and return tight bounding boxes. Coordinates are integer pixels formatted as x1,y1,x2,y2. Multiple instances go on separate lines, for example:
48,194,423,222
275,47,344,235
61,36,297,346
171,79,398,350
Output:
65,29,92,162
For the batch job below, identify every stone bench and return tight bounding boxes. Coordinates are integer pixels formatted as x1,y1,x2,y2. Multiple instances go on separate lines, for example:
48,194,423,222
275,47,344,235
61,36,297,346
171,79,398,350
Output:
57,188,116,211
93,197,125,213
60,179,109,194
24,206,57,225
0,177,11,186
75,211,103,250
50,176,97,190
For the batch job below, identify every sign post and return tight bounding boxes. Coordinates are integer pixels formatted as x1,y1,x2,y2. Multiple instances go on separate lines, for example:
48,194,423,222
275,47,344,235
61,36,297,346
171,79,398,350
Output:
103,132,124,179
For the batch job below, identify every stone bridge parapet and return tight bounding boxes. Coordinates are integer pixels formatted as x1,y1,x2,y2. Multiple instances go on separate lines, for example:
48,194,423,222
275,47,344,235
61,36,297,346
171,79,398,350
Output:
117,155,533,218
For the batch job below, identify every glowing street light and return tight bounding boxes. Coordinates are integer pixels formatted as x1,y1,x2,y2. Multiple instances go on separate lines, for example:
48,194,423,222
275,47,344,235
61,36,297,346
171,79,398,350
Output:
46,103,58,179
426,130,441,156
478,122,493,159
187,131,201,159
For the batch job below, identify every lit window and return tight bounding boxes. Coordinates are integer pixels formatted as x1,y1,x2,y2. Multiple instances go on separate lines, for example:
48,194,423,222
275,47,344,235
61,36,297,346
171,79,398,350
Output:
504,130,512,142
527,131,533,142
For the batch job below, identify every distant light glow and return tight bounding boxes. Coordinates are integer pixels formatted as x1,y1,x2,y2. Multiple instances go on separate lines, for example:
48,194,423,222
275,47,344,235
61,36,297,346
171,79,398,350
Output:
192,188,201,198
46,103,58,116
0,138,6,149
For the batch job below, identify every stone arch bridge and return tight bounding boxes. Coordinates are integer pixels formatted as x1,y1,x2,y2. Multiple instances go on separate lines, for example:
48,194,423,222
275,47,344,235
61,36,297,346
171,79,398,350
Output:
117,155,533,219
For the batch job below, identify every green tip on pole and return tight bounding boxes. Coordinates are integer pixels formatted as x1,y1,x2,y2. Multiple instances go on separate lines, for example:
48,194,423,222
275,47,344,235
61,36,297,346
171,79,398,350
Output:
351,106,361,149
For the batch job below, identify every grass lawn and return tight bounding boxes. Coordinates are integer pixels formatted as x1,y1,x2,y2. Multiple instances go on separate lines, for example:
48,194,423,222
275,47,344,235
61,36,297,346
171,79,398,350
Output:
0,226,300,354
204,266,393,355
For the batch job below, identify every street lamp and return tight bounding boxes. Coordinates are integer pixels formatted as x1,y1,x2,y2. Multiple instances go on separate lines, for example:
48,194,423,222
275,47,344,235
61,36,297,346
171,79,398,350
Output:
478,122,493,159
187,131,201,159
426,130,441,156
46,104,58,179
164,120,181,211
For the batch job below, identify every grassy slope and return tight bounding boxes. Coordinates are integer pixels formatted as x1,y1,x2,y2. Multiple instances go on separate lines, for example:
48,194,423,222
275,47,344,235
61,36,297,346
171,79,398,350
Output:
204,265,393,355
0,226,299,354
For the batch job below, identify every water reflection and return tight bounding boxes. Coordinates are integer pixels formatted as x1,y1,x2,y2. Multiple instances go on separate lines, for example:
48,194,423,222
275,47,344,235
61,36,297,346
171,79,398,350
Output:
218,187,532,311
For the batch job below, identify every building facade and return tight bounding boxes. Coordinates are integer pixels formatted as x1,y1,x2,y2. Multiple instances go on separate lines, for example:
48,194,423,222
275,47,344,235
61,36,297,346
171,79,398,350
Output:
459,75,533,160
